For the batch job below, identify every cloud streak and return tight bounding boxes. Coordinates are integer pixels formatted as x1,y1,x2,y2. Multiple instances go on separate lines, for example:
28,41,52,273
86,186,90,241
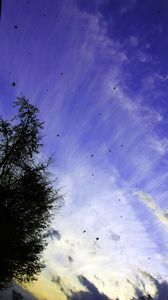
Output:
134,191,168,229
1,0,168,299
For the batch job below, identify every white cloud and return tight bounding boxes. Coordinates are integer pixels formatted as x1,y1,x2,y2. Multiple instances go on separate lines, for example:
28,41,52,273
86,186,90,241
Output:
34,155,168,299
134,191,168,229
149,137,168,155
16,2,168,299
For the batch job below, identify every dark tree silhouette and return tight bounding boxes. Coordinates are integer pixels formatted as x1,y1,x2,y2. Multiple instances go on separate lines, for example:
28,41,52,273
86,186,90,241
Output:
0,96,63,289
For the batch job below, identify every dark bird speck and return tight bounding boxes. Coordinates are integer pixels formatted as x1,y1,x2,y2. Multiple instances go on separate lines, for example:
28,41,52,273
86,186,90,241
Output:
57,134,59,137
12,82,16,87
91,154,94,158
83,230,86,233
14,25,18,29
109,149,111,152
96,237,99,241
68,256,73,263
61,72,63,75
91,174,94,176
121,144,124,147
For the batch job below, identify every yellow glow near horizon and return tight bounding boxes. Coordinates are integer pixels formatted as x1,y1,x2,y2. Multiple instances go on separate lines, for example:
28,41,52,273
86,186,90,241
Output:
27,276,67,300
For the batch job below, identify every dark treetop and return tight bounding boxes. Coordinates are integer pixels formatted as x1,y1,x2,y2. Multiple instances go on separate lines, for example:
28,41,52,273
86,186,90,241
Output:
0,96,63,289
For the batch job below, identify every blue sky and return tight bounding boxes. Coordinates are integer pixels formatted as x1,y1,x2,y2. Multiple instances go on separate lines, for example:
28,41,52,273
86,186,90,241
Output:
1,0,168,299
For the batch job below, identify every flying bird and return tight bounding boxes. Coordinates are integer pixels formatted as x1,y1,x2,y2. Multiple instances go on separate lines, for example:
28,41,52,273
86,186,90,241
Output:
68,256,73,263
14,25,18,29
12,82,16,87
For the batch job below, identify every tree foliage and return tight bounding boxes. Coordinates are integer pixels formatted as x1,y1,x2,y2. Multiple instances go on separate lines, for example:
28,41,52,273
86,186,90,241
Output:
0,96,63,289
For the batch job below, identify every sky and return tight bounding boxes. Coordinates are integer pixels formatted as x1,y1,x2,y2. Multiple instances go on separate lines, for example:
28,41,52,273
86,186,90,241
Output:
1,0,168,299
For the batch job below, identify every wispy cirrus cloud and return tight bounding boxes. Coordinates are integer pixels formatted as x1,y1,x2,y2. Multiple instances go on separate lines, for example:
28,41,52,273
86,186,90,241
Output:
134,192,168,229
30,2,168,299
1,0,168,299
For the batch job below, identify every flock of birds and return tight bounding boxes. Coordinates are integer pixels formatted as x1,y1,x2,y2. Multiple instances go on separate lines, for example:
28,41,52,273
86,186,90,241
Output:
0,1,164,88
1,0,165,272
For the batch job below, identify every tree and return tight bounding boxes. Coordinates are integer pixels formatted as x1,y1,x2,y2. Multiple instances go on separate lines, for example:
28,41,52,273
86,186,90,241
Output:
0,96,63,289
